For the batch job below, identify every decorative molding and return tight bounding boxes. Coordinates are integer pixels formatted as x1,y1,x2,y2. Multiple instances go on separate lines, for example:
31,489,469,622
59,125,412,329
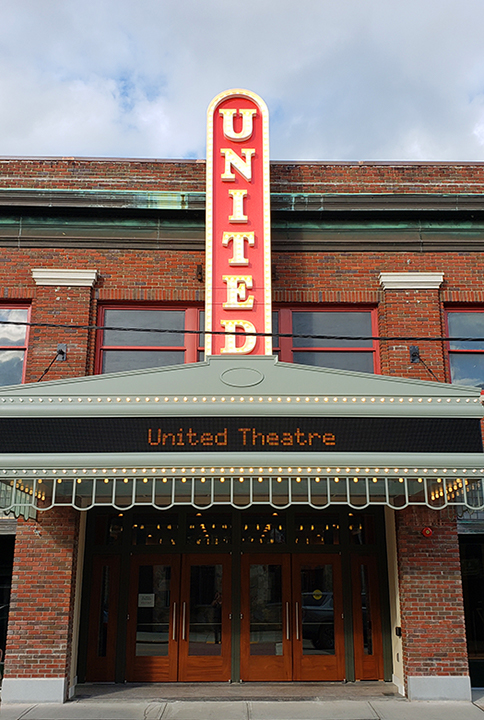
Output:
31,269,98,287
379,272,444,290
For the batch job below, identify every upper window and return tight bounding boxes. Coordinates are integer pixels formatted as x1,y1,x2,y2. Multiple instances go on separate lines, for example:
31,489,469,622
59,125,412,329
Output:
273,308,378,373
447,311,484,387
0,307,29,386
96,306,203,374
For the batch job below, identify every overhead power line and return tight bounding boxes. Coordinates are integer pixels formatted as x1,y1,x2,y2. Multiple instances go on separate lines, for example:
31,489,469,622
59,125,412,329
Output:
0,319,482,343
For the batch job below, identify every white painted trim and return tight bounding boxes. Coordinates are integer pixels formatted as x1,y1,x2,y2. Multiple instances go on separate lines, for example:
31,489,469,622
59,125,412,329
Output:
392,674,405,697
1,677,67,703
379,272,444,290
31,269,98,287
407,675,471,701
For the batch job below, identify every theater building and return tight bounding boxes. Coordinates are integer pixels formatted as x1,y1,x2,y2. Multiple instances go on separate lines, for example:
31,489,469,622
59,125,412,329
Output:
0,90,484,703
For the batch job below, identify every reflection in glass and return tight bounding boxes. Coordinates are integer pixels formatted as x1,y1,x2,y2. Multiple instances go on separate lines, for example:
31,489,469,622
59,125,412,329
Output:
292,312,373,348
241,514,286,545
449,354,484,388
293,351,374,373
348,514,375,544
97,566,109,657
186,514,232,546
0,308,28,345
102,349,185,373
360,564,373,655
188,565,223,656
249,564,283,655
132,516,178,546
0,350,24,385
300,565,335,655
103,309,185,347
448,313,484,351
294,515,339,545
136,565,171,656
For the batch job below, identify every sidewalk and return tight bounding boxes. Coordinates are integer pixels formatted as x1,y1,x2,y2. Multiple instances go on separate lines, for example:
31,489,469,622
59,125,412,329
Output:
1,694,484,720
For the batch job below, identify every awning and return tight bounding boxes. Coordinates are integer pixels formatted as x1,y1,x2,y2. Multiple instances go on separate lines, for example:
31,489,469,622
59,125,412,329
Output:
0,356,482,513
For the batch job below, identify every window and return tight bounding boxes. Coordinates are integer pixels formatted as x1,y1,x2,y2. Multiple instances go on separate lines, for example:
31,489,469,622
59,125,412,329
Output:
447,310,484,387
273,308,378,373
96,306,203,373
0,307,29,386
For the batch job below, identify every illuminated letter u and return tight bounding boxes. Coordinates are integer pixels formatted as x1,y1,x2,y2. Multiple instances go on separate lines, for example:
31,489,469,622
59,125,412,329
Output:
220,108,256,141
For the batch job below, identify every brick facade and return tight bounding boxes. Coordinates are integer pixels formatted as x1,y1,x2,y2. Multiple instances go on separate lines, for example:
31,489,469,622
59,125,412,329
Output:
4,508,79,695
0,157,481,698
396,507,469,683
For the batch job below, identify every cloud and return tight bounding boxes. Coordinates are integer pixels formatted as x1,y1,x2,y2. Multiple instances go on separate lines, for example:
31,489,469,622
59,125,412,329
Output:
1,0,484,160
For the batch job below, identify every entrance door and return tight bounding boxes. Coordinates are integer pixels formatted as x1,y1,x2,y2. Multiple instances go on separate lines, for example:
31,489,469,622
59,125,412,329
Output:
240,554,345,681
351,555,384,680
126,554,231,682
85,555,120,682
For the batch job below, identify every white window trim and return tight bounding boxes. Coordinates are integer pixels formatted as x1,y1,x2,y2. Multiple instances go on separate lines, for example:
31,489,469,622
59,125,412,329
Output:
31,269,98,287
379,272,444,290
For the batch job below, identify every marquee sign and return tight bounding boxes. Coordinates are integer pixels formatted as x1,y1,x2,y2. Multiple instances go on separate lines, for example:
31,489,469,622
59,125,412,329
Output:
0,417,480,454
205,89,271,356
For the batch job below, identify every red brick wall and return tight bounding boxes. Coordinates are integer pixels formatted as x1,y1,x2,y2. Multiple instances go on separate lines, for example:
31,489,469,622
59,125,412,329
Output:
396,506,469,683
4,508,79,687
1,157,484,194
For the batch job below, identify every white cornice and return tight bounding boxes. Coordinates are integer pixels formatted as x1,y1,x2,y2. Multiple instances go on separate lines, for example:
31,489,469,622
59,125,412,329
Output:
31,269,99,287
379,272,444,290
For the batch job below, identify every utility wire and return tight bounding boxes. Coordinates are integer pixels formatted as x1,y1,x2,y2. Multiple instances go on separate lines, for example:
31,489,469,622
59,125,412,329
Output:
0,319,482,343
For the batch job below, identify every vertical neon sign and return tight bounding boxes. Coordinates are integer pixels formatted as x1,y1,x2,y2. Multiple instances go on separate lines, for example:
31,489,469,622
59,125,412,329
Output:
205,89,272,356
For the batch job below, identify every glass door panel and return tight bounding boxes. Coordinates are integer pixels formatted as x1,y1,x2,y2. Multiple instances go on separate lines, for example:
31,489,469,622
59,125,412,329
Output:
292,555,345,681
178,554,231,681
351,555,384,680
126,555,180,682
86,555,120,682
240,554,292,681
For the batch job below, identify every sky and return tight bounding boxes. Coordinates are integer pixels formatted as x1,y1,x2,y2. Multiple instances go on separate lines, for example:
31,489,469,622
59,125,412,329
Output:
1,0,484,162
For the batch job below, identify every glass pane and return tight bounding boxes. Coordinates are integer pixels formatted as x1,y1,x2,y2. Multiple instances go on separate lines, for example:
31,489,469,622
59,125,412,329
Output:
301,565,334,655
0,350,24,385
241,514,286,545
199,310,205,348
449,354,484,388
97,566,109,657
294,514,340,545
460,541,484,659
0,308,28,346
136,565,171,656
131,515,178,546
249,564,283,655
292,312,373,348
293,351,374,373
188,564,223,655
360,564,373,655
272,311,279,350
103,309,185,347
0,309,26,347
448,313,484,351
186,514,232,546
102,349,185,373
349,514,375,544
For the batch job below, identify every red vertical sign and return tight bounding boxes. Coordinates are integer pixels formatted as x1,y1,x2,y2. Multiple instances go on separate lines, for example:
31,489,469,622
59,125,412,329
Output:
205,89,271,356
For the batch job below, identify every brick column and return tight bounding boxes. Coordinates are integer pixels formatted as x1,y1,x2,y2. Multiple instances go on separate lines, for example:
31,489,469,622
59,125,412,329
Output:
2,507,79,704
379,272,446,382
396,505,470,700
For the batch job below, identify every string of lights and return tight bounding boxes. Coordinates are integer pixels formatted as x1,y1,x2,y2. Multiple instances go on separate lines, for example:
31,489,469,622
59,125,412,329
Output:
0,319,482,343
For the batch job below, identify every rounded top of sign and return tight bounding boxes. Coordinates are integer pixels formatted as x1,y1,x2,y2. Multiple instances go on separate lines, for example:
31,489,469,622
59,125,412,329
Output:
207,88,269,117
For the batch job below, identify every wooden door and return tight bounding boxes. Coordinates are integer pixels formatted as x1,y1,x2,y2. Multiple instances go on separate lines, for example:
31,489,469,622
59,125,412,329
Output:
292,554,345,681
240,554,292,681
126,554,181,682
86,554,120,682
351,554,384,680
177,553,232,681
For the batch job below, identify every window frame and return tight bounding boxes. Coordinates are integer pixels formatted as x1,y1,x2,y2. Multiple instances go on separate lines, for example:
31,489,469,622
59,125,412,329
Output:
0,304,31,385
95,304,204,374
445,307,484,386
273,306,380,374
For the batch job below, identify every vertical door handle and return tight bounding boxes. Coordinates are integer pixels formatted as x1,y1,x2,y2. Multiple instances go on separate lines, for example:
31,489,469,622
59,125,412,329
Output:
182,601,187,640
295,601,300,640
172,602,177,640
285,601,290,640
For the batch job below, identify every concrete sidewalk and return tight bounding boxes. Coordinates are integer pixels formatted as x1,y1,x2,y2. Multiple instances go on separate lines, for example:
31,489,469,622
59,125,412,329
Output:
1,697,484,720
